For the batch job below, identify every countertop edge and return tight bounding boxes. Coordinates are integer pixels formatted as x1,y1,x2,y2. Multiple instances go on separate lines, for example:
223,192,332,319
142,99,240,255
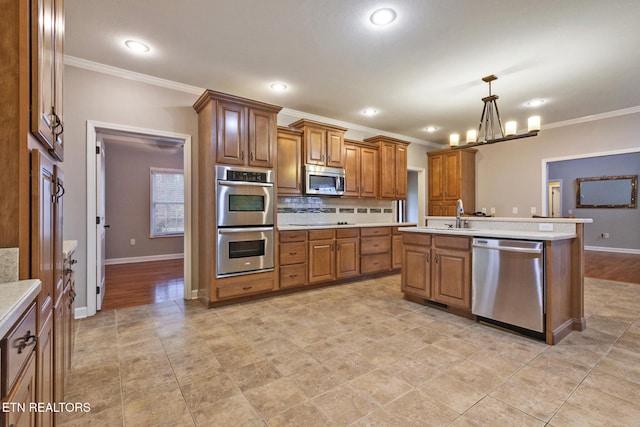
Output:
0,279,42,338
424,216,593,224
63,240,79,260
399,227,576,241
278,222,417,231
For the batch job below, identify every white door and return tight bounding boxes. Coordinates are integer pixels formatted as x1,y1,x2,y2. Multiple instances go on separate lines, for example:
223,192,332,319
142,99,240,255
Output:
548,181,562,217
96,137,107,310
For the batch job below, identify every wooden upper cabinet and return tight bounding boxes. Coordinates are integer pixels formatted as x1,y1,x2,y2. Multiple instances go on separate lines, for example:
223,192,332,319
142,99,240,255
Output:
343,144,360,197
194,90,282,169
344,141,379,198
427,148,476,215
31,0,65,161
364,136,410,200
276,127,303,195
360,146,379,198
289,119,347,167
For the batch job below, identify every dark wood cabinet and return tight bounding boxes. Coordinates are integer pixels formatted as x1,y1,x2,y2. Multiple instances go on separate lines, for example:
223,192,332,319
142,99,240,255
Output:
428,149,476,216
276,127,303,195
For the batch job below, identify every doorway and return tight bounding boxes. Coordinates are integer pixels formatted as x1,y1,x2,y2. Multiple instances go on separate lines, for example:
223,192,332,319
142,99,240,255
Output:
406,168,425,224
548,180,562,217
86,121,192,317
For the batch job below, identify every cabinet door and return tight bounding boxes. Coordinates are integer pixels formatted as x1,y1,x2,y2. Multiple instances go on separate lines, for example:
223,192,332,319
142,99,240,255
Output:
53,166,64,305
433,248,471,309
308,239,334,283
31,150,55,328
395,145,408,199
343,145,360,197
305,127,326,165
51,0,64,160
248,108,275,168
37,310,54,427
326,130,344,167
276,131,302,195
337,237,359,278
216,102,246,165
31,0,56,151
443,151,461,200
392,234,403,269
53,300,65,404
401,244,431,298
360,147,378,198
428,154,444,200
379,143,396,199
5,353,37,427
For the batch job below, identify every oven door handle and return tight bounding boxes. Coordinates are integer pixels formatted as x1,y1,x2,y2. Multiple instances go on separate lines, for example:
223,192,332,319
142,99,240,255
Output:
218,227,273,234
218,181,273,188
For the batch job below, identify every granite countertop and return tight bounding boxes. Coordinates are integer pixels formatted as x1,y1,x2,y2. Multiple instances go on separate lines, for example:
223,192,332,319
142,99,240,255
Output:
399,226,576,241
0,279,41,338
63,240,78,260
278,222,418,231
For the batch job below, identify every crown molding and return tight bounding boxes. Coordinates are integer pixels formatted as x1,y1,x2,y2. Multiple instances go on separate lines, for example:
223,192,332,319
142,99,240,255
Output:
543,105,640,129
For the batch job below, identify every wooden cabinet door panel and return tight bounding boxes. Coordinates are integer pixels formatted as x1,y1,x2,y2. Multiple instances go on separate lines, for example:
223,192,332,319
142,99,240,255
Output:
216,102,245,165
280,242,307,265
343,145,360,197
326,130,344,167
360,147,378,198
52,0,64,160
428,154,444,200
337,238,359,278
380,143,396,198
305,128,326,165
401,245,430,298
392,235,403,269
277,131,302,195
5,353,37,427
308,239,334,283
37,309,54,427
395,145,408,199
433,248,471,309
248,108,274,167
443,151,461,200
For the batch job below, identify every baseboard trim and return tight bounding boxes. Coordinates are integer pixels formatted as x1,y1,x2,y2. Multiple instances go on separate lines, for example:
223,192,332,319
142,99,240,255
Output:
190,289,199,300
585,246,640,255
105,253,184,265
74,306,88,319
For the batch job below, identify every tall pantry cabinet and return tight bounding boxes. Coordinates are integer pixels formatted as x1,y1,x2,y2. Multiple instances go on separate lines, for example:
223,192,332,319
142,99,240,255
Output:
427,148,476,216
1,0,70,425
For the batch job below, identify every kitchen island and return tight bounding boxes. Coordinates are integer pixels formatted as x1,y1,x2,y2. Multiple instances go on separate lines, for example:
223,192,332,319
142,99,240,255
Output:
400,216,592,345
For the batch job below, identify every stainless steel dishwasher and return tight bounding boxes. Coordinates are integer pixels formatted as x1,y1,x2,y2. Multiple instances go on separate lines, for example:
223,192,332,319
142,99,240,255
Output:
472,238,545,338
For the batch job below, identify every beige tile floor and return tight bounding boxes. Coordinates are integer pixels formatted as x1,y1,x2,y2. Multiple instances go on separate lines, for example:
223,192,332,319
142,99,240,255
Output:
59,275,640,426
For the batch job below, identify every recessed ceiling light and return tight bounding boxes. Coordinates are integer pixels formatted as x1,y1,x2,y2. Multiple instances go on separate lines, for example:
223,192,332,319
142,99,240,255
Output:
425,126,438,132
270,82,288,92
362,109,378,116
527,99,545,107
124,39,150,53
370,8,397,26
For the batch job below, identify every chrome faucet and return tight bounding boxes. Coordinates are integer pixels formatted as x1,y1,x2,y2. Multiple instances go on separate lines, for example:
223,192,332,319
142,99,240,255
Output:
455,199,464,228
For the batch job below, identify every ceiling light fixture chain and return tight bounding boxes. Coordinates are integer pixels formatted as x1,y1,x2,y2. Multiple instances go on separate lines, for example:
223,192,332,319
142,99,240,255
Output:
450,74,541,149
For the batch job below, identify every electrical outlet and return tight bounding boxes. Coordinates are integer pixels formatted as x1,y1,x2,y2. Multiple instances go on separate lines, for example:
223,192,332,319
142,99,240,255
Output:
531,207,537,214
512,207,518,214
568,209,573,215
601,233,610,239
130,238,136,245
481,207,487,214
490,207,496,214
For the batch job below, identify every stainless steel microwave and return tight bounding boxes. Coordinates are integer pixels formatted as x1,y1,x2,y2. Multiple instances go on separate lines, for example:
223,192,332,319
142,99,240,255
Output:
304,165,345,196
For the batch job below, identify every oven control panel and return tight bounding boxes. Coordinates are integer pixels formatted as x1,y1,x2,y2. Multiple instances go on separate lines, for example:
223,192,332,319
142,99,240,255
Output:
227,170,268,183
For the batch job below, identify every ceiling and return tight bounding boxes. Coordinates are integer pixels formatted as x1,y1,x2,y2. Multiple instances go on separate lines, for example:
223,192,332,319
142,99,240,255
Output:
65,0,640,146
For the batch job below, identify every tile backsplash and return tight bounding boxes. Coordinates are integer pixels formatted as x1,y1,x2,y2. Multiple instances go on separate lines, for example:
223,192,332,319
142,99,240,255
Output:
278,197,396,225
0,248,19,282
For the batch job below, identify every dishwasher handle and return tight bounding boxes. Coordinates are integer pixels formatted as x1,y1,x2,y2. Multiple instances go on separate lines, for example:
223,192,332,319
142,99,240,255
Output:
472,242,542,254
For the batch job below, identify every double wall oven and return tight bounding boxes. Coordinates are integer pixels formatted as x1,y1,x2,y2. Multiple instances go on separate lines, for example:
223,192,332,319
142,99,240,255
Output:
216,166,274,277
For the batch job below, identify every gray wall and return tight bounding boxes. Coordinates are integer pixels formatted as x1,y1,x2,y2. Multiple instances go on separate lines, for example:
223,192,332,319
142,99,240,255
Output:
548,153,640,250
104,140,184,260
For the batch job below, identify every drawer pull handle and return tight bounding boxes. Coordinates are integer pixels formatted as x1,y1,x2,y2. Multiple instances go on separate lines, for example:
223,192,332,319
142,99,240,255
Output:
373,244,379,247
289,252,297,255
290,234,298,238
243,286,252,291
17,332,38,354
373,262,379,265
289,274,297,278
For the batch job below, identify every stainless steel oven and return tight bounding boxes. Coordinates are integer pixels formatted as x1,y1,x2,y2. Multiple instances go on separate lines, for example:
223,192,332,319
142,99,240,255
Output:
216,166,274,227
217,227,274,276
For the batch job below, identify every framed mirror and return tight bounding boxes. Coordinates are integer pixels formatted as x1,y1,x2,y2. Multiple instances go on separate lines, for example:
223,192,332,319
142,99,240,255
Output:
576,175,637,208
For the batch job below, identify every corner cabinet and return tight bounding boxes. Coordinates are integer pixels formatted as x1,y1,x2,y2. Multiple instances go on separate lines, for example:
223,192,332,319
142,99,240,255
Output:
31,0,65,161
363,136,410,200
289,119,348,168
194,90,281,168
427,148,476,216
276,127,303,195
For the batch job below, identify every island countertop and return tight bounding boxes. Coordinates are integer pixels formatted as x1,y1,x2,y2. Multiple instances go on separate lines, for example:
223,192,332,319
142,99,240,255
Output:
0,279,41,338
278,222,417,231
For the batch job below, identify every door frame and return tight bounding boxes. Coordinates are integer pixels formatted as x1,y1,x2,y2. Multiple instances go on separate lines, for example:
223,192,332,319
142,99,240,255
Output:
547,180,562,217
85,120,192,317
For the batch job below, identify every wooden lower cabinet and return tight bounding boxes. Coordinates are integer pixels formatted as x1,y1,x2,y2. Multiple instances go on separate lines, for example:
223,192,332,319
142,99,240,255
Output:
336,228,359,279
401,233,471,311
279,231,308,288
4,353,37,427
392,229,403,270
308,239,335,283
360,227,391,274
37,309,54,427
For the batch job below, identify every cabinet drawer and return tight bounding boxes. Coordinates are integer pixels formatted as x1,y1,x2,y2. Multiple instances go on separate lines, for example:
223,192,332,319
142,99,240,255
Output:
336,228,359,239
217,278,274,300
361,227,390,237
2,303,37,395
361,236,391,254
279,230,307,243
434,235,471,250
279,264,307,288
361,254,391,274
403,233,431,246
280,242,307,265
308,229,335,240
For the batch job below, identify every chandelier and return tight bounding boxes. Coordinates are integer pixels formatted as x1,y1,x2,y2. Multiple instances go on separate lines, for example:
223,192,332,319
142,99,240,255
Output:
449,74,540,148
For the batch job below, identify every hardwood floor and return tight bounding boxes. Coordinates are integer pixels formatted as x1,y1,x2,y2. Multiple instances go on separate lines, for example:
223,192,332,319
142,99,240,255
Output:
100,250,638,311
102,259,184,311
584,250,640,284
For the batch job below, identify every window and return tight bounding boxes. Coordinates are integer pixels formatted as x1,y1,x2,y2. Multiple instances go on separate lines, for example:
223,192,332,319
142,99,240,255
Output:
150,168,184,237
